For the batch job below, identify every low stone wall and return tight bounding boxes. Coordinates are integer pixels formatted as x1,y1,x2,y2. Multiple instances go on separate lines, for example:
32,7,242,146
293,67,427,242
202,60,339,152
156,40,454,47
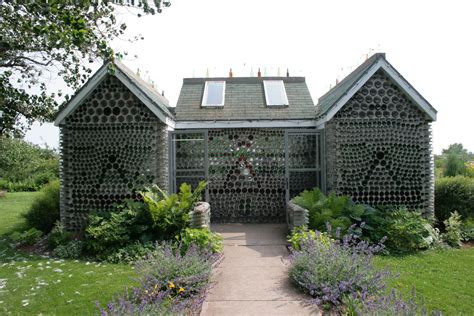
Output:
286,201,309,230
189,202,211,229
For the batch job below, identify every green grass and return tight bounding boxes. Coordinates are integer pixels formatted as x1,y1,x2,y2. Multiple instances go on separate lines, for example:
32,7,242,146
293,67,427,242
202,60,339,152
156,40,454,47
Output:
0,191,40,234
0,192,135,315
376,248,474,315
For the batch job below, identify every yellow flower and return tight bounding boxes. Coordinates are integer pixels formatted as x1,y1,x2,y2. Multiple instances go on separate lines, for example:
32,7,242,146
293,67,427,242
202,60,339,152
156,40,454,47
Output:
168,281,175,289
178,287,185,294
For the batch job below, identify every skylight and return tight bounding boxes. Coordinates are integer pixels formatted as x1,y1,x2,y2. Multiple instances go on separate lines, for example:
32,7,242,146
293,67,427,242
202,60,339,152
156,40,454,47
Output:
263,80,289,106
202,81,225,106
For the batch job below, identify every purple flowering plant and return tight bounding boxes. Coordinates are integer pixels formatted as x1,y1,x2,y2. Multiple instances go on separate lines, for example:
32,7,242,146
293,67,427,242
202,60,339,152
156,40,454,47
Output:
355,288,443,316
99,241,219,315
289,223,389,307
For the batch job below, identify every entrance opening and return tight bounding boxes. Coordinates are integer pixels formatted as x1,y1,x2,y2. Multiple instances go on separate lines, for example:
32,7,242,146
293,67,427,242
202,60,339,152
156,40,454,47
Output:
170,128,324,223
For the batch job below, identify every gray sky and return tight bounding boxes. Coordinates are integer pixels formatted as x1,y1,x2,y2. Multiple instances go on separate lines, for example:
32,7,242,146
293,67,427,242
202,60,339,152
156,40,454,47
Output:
26,0,474,154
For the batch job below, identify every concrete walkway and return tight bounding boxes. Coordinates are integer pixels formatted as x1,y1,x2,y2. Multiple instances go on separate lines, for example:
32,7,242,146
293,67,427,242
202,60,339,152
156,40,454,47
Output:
200,224,320,316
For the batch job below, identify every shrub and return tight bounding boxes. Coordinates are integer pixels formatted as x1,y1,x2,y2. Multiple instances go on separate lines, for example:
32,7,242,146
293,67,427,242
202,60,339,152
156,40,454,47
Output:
292,188,376,236
441,211,462,247
0,178,39,192
375,208,439,253
104,242,155,264
435,176,474,222
84,182,207,260
461,218,474,241
99,242,217,315
287,225,332,251
0,138,58,191
179,228,223,254
289,225,387,307
84,200,150,255
52,240,83,259
9,228,43,246
47,221,73,249
356,288,441,316
141,181,207,240
23,180,60,233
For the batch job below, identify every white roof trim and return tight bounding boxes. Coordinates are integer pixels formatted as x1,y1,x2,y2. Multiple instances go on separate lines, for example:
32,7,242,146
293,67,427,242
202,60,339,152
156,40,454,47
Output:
175,120,317,129
54,65,108,126
54,64,174,127
316,58,437,125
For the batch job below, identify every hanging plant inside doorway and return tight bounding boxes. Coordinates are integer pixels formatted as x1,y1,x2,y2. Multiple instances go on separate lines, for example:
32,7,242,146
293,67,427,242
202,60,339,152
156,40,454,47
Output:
233,140,256,180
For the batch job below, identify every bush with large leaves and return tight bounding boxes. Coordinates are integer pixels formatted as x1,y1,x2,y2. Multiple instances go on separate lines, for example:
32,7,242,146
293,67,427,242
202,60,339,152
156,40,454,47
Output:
84,181,207,259
141,181,206,240
292,188,377,237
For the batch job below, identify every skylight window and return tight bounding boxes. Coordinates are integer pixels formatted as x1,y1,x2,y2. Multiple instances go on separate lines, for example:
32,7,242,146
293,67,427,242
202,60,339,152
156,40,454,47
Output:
263,80,289,106
202,81,225,106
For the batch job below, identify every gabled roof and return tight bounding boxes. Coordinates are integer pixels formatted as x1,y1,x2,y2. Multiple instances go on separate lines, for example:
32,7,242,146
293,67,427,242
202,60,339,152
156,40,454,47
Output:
54,61,173,126
174,77,316,122
317,53,437,123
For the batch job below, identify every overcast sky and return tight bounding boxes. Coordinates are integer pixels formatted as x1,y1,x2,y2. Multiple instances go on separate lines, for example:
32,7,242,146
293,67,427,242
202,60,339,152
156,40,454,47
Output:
26,0,474,154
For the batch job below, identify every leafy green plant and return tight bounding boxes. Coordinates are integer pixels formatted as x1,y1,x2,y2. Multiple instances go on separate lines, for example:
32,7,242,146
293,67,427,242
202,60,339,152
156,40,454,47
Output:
140,181,207,239
179,228,223,254
9,228,43,245
23,180,60,233
52,240,83,259
442,211,462,248
292,188,377,237
461,218,474,241
84,182,207,259
287,225,332,251
435,176,474,222
84,200,149,254
376,208,439,253
104,241,155,264
47,221,74,249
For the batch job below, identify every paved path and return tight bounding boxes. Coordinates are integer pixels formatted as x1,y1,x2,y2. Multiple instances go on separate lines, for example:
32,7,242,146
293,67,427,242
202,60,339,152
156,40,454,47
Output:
200,224,320,316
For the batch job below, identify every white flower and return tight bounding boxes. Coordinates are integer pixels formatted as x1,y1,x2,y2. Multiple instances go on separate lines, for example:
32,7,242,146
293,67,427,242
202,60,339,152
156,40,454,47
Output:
22,299,29,306
53,268,63,273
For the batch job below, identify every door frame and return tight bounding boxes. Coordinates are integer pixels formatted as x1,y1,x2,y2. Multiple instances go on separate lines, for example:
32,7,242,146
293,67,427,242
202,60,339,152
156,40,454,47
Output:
284,129,326,202
168,129,209,201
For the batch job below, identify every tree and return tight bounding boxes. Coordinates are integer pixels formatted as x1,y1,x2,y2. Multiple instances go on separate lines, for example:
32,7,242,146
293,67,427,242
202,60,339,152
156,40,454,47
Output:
439,143,473,177
444,153,466,177
0,0,170,137
442,143,470,161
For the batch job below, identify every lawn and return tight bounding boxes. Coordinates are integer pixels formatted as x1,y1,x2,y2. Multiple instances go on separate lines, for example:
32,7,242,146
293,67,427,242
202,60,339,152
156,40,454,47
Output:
375,248,474,315
0,191,40,234
0,192,135,315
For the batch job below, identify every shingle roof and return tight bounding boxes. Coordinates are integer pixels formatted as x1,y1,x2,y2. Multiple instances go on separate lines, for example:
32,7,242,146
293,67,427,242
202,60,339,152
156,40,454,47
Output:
317,53,437,121
113,61,173,117
317,54,383,116
174,77,316,121
55,61,172,126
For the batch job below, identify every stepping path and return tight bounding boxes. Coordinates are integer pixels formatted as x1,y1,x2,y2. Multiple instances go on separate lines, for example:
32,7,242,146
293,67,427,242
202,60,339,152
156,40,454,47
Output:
201,224,320,315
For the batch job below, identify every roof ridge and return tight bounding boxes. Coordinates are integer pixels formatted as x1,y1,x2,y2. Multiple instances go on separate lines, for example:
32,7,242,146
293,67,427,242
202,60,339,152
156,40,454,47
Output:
318,53,385,102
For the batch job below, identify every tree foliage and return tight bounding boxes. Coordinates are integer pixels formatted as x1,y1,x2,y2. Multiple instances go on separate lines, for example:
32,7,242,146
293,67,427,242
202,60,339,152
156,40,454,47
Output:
0,137,59,190
0,0,170,136
436,143,474,178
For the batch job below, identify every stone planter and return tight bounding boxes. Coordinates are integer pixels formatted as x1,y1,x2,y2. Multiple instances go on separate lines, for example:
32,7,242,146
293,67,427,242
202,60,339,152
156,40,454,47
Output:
286,200,309,230
189,201,211,229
